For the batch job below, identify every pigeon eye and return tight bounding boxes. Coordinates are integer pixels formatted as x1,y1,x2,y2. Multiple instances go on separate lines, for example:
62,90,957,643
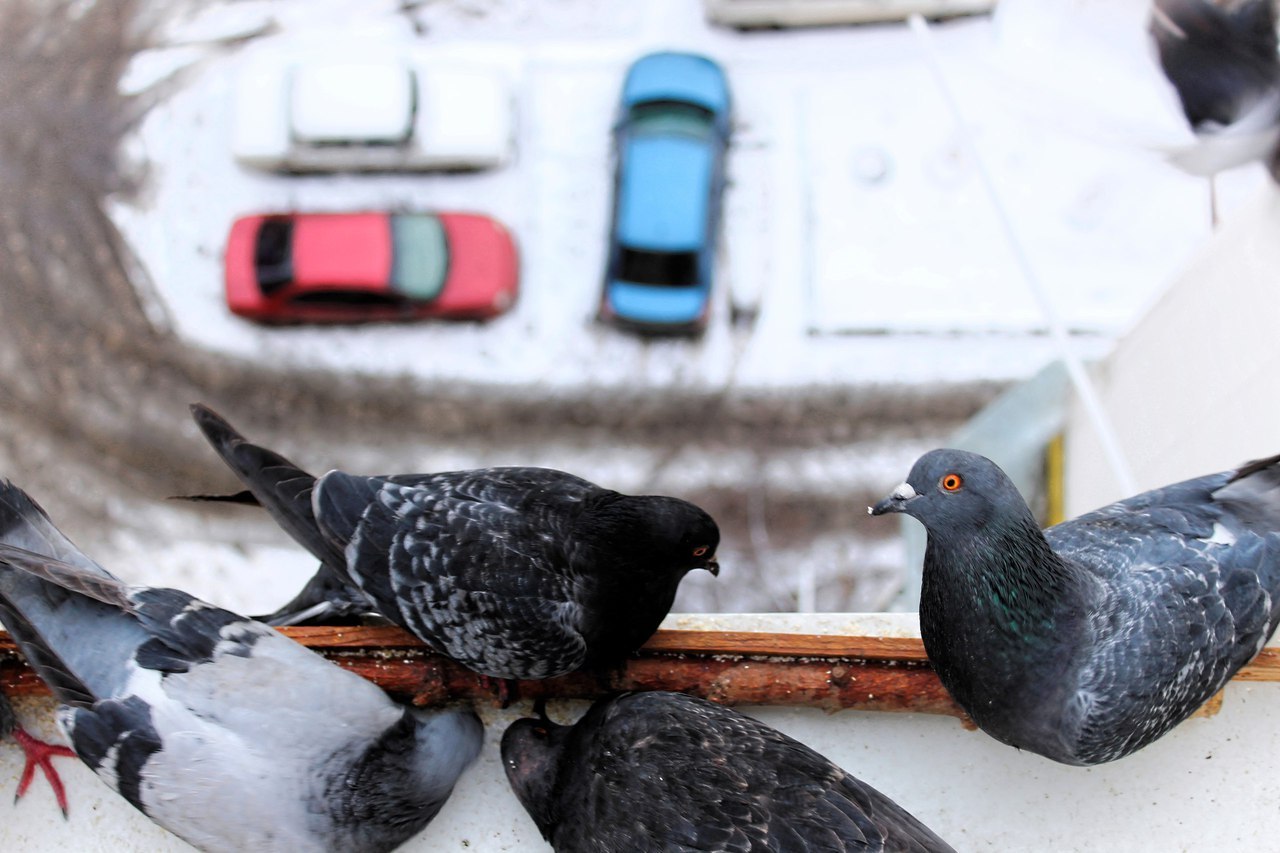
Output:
941,473,963,492
692,546,709,557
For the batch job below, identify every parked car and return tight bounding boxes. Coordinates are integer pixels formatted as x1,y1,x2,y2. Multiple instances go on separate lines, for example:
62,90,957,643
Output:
231,56,514,172
600,51,732,335
224,211,519,323
701,0,996,30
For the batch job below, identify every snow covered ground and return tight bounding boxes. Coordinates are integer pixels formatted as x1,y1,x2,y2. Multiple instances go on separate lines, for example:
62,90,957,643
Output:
110,0,1272,397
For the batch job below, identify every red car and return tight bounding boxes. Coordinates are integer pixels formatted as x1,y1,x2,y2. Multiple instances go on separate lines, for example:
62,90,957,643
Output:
225,211,518,323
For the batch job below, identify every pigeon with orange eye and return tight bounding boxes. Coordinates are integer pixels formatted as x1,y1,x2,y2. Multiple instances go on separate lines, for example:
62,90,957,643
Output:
872,446,1280,766
187,404,721,681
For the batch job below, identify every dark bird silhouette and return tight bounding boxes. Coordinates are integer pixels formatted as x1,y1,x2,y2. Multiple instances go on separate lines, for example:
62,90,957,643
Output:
502,691,956,853
1149,0,1280,178
0,687,75,816
189,404,721,680
0,480,482,852
871,448,1280,765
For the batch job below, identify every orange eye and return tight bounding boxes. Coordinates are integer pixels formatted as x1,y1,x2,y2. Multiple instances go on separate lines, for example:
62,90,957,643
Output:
693,546,709,557
941,473,963,492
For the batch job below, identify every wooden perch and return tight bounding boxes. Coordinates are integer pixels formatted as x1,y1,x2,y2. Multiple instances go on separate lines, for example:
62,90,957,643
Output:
1,627,1277,718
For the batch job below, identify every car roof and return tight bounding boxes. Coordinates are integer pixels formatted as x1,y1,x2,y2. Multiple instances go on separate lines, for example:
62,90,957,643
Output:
292,214,392,287
290,62,415,143
622,52,730,115
618,135,714,250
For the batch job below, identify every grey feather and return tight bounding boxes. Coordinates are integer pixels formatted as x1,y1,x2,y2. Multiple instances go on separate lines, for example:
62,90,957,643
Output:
502,691,956,853
871,449,1280,765
0,479,482,852
190,404,721,680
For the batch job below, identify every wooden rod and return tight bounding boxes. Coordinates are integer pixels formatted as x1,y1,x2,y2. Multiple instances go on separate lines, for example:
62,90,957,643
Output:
1,629,1276,719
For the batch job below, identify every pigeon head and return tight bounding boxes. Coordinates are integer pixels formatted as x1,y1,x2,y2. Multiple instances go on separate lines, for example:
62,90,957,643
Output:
405,706,485,801
869,449,1035,540
336,705,484,847
590,495,721,576
501,704,573,839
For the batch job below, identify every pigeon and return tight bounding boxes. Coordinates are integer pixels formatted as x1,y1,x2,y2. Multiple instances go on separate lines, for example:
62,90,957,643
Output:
188,403,721,680
0,687,76,815
0,480,483,852
870,448,1280,766
1149,0,1280,178
502,691,956,853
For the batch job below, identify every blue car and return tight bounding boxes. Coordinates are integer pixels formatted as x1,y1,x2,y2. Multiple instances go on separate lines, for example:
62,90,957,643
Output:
600,52,732,335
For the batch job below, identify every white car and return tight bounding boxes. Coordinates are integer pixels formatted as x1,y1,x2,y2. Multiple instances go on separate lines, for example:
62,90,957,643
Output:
232,56,514,172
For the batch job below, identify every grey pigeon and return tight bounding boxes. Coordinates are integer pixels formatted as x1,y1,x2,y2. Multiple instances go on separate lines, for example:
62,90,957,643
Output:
0,480,482,852
188,404,721,680
502,691,956,853
871,448,1280,765
1150,0,1280,177
0,686,75,815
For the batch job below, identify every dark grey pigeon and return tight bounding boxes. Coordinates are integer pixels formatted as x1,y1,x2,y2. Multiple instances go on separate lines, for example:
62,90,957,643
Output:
0,686,75,815
0,480,482,852
188,404,721,680
1150,0,1280,178
871,448,1280,766
502,691,956,853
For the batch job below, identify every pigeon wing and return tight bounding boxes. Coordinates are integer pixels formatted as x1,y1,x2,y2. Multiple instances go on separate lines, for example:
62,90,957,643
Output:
314,469,598,678
1050,480,1280,763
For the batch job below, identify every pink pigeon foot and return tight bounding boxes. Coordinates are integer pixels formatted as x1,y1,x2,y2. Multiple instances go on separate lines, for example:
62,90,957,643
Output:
11,726,76,818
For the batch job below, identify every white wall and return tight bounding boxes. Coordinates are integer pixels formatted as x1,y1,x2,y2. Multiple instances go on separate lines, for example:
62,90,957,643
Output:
1065,184,1280,515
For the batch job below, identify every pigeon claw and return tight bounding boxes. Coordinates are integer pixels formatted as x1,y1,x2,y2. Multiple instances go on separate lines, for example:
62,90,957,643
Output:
12,726,76,819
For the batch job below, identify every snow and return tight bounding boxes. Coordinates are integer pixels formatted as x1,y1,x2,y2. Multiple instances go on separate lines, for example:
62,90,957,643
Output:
109,0,1273,397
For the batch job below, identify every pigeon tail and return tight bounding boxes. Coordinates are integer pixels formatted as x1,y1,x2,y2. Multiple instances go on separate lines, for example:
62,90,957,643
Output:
0,543,144,709
1216,452,1280,532
0,481,112,578
0,594,97,710
190,403,350,576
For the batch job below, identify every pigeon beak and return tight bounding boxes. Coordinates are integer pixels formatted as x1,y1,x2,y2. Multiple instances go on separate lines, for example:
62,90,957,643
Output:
869,481,918,516
706,556,720,577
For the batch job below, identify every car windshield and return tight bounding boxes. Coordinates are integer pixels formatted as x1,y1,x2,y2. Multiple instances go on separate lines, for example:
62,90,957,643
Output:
390,214,448,300
616,246,699,287
628,101,715,140
287,290,407,308
255,219,294,293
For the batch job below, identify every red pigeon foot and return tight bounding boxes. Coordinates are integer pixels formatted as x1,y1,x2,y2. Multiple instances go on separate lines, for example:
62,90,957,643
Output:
12,726,76,818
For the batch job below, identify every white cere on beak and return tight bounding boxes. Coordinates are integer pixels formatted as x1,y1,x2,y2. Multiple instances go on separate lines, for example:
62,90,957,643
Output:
868,481,919,515
890,482,917,500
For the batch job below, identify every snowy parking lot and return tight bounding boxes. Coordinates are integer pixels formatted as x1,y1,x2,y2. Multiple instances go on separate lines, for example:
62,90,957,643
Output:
59,0,1266,616
113,0,1269,395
